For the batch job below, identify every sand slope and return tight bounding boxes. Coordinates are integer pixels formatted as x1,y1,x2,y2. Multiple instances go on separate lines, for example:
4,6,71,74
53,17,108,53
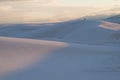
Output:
0,37,120,80
0,19,120,80
0,20,120,45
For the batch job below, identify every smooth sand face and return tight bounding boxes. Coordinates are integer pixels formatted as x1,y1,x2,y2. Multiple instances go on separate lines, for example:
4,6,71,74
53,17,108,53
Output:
100,21,120,31
0,20,120,80
0,37,67,76
0,37,120,80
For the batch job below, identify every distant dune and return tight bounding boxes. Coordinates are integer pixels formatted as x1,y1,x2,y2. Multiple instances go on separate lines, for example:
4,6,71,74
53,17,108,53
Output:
106,15,120,24
0,20,120,45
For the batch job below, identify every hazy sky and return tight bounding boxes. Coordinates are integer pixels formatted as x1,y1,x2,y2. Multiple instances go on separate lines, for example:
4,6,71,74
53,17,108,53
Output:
0,0,120,24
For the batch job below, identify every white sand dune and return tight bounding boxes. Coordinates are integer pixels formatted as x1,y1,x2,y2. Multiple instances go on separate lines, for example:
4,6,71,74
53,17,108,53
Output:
0,37,67,76
100,21,120,31
0,37,120,80
0,20,120,45
0,19,120,80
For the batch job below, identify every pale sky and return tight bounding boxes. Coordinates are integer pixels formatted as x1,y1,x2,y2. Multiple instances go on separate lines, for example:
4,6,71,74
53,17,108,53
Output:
0,0,120,24
61,0,115,7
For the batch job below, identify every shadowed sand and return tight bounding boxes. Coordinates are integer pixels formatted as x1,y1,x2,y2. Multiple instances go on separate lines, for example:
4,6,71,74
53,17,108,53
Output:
0,37,120,80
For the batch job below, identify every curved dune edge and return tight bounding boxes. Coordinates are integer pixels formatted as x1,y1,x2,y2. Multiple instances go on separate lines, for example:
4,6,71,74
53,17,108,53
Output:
0,37,67,76
0,37,120,80
100,21,120,31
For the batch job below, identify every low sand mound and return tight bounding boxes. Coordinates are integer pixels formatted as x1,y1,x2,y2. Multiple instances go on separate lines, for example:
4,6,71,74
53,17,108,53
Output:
0,37,67,76
0,37,120,80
